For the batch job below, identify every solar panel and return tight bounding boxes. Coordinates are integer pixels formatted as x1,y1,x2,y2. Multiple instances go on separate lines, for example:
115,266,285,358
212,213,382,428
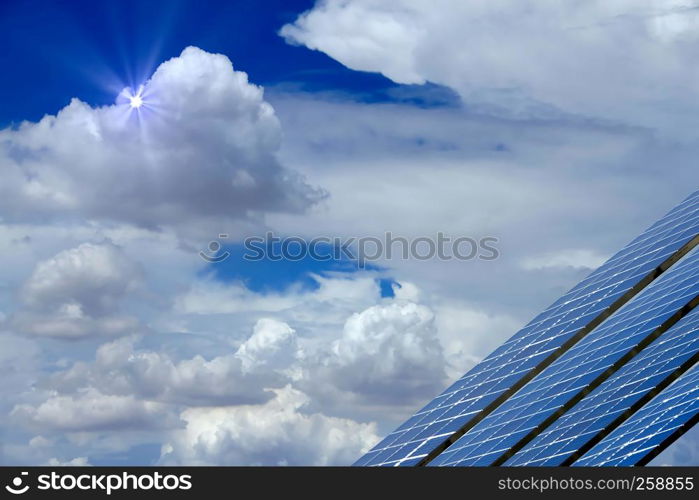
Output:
428,247,699,466
356,191,699,466
503,305,699,465
573,363,699,466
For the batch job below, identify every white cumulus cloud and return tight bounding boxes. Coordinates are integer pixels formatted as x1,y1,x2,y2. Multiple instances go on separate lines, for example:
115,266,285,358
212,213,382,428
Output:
159,385,378,466
312,301,448,406
12,388,173,433
0,46,324,238
9,242,142,339
45,318,302,407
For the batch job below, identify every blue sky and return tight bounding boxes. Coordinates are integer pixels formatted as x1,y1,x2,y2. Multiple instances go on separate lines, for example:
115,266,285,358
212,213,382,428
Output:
0,0,444,126
0,0,697,467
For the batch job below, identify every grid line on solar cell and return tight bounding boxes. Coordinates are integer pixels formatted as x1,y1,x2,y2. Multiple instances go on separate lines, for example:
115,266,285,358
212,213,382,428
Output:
356,191,699,466
429,247,699,466
503,305,699,466
573,363,699,466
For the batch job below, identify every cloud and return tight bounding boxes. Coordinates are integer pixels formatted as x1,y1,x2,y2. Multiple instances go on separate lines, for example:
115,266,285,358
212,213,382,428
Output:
11,388,173,433
32,290,447,412
5,316,314,463
323,302,447,404
174,273,380,316
159,385,378,466
176,276,449,411
520,249,609,271
0,46,324,238
46,457,91,466
236,318,299,373
9,284,451,463
282,0,699,135
170,273,386,348
0,334,40,426
45,318,302,407
9,242,143,339
20,242,141,314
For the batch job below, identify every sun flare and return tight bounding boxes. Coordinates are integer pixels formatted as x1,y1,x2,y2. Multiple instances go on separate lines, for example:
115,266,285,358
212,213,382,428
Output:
129,94,143,109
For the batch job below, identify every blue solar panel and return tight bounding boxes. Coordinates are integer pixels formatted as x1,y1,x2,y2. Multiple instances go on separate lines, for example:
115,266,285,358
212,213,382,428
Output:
356,191,699,466
504,305,699,465
574,363,699,466
429,247,699,466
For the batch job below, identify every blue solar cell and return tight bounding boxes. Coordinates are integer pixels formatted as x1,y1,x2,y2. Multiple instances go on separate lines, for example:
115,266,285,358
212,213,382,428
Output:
574,363,699,466
504,305,699,465
429,247,699,466
356,191,699,466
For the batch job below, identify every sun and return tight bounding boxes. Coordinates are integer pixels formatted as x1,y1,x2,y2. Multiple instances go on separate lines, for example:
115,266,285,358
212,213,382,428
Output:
129,93,144,109
123,85,146,109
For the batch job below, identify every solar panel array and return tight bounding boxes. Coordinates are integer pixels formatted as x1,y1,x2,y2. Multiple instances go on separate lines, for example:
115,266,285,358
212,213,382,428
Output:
504,306,699,465
355,190,699,467
574,363,699,466
430,247,699,466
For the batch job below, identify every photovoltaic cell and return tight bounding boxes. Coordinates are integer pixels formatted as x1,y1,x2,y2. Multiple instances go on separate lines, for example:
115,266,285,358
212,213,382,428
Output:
355,191,699,466
503,305,699,465
429,246,699,466
573,363,699,466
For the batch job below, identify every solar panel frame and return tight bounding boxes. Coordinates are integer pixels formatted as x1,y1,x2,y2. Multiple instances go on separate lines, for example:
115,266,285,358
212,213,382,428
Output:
428,246,699,466
573,363,699,466
357,192,699,466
